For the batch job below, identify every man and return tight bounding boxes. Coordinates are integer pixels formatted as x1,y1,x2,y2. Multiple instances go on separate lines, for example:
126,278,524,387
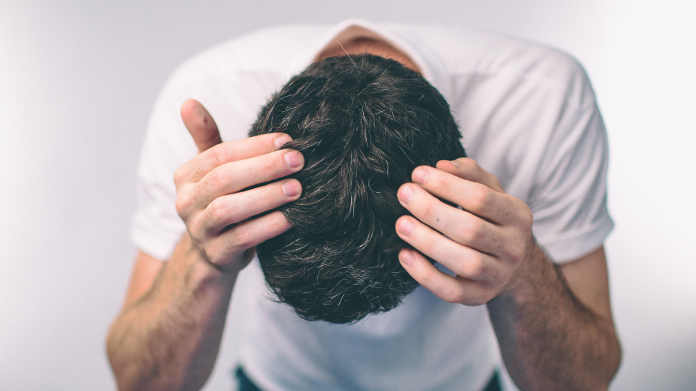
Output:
107,20,621,390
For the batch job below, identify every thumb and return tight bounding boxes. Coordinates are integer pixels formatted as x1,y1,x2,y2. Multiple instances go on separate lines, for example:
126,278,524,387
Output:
180,99,222,153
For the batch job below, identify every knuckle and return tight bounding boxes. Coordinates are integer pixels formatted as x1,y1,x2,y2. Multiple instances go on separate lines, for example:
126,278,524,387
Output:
460,218,483,243
211,145,230,166
217,197,236,219
443,287,467,304
205,167,225,189
463,289,489,306
463,254,485,279
468,185,491,211
187,218,206,241
461,157,478,170
466,294,488,306
433,175,449,194
189,186,206,210
204,199,229,228
520,203,534,228
501,235,525,264
484,286,501,303
185,215,209,245
487,266,503,285
173,165,187,186
245,187,276,215
260,184,277,205
229,229,254,250
492,178,504,191
174,197,185,216
418,199,435,220
197,174,222,202
508,245,526,265
201,244,221,264
175,192,193,217
255,135,273,151
261,153,278,172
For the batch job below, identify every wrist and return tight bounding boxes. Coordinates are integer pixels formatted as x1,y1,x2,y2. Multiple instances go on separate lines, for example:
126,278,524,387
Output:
495,242,558,306
173,233,240,290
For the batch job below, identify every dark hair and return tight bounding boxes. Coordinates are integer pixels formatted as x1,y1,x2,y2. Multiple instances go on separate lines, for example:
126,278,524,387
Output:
249,54,466,323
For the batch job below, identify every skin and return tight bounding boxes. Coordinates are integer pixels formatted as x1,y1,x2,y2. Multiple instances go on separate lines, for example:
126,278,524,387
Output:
106,40,621,390
315,38,421,73
395,163,621,390
106,101,305,390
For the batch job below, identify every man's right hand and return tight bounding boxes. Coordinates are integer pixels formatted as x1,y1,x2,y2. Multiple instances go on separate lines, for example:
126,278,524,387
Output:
174,99,304,274
107,100,304,390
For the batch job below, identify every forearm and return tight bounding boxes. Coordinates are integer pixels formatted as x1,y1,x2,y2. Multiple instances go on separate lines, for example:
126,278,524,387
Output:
487,245,621,391
106,234,237,391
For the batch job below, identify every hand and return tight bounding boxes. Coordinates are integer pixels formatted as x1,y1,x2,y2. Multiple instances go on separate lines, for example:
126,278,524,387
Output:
395,158,535,305
173,100,304,274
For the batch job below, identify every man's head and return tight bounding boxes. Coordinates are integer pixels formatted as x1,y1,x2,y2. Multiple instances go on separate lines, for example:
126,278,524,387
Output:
249,54,465,324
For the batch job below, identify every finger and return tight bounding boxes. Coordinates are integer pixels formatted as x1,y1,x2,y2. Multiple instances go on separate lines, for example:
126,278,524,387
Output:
176,133,293,185
192,148,304,208
436,158,504,193
395,215,498,282
410,166,521,225
196,179,302,237
181,99,222,153
398,248,492,306
397,183,506,255
203,211,293,270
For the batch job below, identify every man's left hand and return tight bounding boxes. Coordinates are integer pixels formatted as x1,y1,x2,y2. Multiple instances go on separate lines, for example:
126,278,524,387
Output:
396,158,622,390
395,157,535,305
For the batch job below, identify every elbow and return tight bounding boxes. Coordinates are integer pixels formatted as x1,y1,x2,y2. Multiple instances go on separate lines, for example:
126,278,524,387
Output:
105,321,129,390
105,319,183,391
594,331,623,391
606,333,623,385
105,319,145,391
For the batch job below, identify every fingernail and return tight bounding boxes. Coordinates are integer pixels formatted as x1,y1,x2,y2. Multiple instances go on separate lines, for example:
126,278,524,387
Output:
274,135,291,149
400,250,415,267
412,167,429,184
397,218,415,236
284,151,303,168
398,185,415,204
282,180,300,197
451,160,461,169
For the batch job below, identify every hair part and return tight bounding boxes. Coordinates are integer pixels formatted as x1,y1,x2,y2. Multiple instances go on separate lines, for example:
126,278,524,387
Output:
249,54,466,324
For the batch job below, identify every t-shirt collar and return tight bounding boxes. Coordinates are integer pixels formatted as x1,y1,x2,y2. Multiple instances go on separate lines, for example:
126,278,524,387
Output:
286,19,451,104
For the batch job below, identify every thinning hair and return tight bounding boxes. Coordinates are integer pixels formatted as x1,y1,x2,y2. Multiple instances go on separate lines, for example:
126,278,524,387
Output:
249,54,466,324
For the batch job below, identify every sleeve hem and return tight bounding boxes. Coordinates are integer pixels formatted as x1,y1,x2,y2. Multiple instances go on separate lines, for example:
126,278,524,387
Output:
535,213,614,264
130,215,184,261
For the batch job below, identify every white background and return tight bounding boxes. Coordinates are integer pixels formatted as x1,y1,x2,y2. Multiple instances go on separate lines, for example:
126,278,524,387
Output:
1,1,694,390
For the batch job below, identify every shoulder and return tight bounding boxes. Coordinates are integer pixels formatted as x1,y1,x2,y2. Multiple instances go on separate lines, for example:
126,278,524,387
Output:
407,26,603,203
151,24,334,142
406,25,592,99
161,24,329,96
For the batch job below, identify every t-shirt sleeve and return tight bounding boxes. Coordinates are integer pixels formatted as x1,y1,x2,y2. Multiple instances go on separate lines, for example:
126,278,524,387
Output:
130,80,198,261
527,63,613,263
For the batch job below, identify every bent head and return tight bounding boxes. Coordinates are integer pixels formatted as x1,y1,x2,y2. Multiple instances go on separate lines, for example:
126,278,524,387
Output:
249,54,465,323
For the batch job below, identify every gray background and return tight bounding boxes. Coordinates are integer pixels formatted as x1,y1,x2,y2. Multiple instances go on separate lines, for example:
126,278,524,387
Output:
1,0,695,390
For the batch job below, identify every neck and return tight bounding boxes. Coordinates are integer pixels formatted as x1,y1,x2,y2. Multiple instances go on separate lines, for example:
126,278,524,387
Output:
315,38,421,74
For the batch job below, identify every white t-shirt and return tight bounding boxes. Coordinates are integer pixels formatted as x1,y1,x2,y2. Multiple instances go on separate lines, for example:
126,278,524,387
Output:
132,20,613,391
